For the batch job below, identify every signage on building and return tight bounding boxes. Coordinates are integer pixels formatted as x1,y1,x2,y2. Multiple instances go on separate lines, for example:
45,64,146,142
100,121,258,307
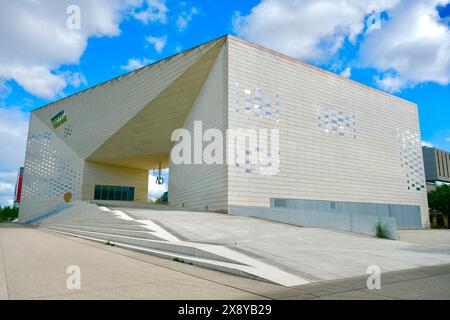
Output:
51,110,67,129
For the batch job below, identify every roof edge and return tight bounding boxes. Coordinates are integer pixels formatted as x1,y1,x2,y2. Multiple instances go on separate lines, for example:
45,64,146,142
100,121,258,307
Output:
227,34,416,108
32,34,229,113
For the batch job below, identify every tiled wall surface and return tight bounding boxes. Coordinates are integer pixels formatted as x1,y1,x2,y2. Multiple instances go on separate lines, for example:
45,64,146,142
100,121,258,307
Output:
19,114,84,222
81,161,148,202
226,37,429,227
169,45,228,212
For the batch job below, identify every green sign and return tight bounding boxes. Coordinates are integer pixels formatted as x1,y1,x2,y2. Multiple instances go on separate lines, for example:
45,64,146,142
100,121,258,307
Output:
51,111,67,129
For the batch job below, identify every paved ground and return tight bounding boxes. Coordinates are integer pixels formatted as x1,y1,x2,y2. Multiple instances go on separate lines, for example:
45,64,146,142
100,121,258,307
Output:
0,223,449,300
398,230,450,249
106,205,450,282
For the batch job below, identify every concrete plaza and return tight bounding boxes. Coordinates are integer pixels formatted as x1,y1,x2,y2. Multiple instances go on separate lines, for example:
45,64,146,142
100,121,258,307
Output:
1,223,450,300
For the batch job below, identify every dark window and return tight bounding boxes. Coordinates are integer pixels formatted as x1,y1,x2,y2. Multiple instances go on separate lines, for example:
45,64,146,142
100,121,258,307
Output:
100,185,108,200
445,153,449,178
121,187,128,201
274,199,287,208
330,201,336,209
115,186,122,201
94,185,101,200
108,186,115,200
437,151,442,177
128,187,135,201
94,185,135,201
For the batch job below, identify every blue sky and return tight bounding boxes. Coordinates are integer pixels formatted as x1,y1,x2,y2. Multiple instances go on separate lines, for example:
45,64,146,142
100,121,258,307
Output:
0,0,449,205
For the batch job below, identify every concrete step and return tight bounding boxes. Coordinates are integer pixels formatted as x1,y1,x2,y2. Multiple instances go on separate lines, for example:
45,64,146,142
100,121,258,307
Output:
41,227,274,284
36,201,310,287
41,224,161,240
39,220,148,231
41,225,244,265
43,216,128,224
39,221,147,231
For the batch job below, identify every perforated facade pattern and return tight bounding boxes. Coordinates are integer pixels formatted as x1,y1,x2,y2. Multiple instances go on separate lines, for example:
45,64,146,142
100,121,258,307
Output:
397,129,425,191
317,107,356,138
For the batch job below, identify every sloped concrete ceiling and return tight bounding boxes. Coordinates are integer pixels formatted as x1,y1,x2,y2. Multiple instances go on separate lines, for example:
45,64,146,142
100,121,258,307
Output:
33,36,226,160
86,38,226,170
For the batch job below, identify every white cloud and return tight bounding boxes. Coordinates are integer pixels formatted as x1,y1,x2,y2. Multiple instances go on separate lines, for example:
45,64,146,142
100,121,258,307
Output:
0,199,13,207
0,182,14,194
340,67,352,78
359,0,450,92
233,0,450,92
0,105,29,206
0,0,166,99
58,71,88,88
120,58,154,71
0,106,29,171
422,140,434,147
145,35,168,53
374,74,406,93
130,0,168,24
176,6,199,31
233,0,399,63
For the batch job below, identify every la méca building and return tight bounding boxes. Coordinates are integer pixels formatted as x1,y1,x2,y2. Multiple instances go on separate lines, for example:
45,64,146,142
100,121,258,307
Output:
19,35,430,228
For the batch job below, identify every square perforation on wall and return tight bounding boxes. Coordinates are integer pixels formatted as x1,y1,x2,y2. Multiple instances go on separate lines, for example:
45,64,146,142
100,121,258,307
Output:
233,82,280,122
317,107,356,138
63,125,73,138
233,145,280,176
397,129,425,191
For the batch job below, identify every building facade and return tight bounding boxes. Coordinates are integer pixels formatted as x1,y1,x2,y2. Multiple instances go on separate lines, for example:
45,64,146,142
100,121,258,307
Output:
423,146,450,185
19,35,430,228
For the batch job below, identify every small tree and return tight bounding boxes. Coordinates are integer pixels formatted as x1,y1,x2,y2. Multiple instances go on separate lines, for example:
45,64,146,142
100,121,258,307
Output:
0,206,19,223
154,192,168,204
428,184,450,217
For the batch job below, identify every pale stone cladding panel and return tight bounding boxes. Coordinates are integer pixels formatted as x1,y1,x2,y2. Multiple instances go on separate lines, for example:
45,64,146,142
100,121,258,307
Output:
19,114,84,222
227,37,430,228
168,45,228,211
81,161,148,202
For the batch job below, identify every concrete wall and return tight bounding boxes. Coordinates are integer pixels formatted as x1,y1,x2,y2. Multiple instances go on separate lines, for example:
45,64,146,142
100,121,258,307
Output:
230,205,398,240
271,198,422,229
168,45,228,211
81,161,148,202
226,36,430,228
19,114,84,222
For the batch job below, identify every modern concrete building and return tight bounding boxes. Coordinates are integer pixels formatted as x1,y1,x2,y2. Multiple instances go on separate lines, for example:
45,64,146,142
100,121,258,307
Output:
423,146,450,186
19,35,430,228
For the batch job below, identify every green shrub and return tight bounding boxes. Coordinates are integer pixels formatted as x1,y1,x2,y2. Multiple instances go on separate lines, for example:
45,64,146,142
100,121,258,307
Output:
0,206,19,223
375,221,388,239
154,191,168,204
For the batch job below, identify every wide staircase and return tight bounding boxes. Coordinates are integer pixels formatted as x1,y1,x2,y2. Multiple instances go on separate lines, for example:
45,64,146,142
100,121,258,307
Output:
37,201,309,287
